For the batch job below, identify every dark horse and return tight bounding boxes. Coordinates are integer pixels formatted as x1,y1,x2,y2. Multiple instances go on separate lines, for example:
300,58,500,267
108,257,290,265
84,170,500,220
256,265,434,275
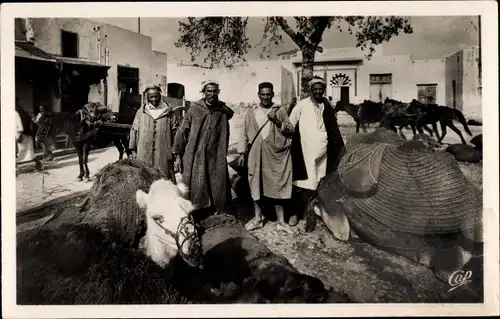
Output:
37,111,132,181
408,99,472,144
333,100,384,133
380,98,434,140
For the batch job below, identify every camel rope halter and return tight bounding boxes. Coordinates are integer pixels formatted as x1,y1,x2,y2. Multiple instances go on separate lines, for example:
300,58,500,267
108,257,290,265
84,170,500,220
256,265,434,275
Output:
151,213,203,268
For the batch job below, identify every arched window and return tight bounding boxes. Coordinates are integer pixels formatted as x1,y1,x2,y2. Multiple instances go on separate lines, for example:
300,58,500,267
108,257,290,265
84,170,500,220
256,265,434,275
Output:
167,83,185,99
330,73,352,86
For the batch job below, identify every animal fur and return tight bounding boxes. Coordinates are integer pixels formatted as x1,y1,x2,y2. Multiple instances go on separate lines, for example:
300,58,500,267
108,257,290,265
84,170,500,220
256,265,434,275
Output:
334,100,384,133
412,133,441,150
470,134,483,151
136,179,202,268
446,144,482,163
16,160,190,304
17,160,349,305
17,224,188,304
82,159,165,247
409,100,472,144
195,214,351,303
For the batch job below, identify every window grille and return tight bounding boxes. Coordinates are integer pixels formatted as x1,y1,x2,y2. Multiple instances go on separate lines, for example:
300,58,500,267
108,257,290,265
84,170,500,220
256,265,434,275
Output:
417,84,437,104
369,74,392,84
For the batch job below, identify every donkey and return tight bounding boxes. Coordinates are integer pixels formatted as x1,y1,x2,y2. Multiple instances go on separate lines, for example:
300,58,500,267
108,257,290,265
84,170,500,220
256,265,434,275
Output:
37,109,132,182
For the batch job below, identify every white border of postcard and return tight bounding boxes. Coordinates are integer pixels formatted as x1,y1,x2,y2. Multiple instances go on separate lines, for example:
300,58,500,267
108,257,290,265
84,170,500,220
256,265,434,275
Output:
2,1,499,317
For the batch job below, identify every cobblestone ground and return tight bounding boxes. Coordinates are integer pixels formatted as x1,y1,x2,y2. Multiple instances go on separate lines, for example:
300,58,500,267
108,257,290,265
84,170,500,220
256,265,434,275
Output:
16,147,121,213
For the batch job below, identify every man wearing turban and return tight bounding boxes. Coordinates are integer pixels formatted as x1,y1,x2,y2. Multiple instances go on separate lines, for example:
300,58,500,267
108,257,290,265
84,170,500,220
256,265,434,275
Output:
173,81,235,218
236,82,296,234
129,84,178,180
288,76,346,228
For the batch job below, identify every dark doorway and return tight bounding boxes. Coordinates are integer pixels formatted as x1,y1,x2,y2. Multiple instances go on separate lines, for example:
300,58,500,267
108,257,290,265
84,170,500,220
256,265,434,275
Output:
167,83,185,99
118,66,141,121
33,81,54,112
340,86,350,103
61,30,78,58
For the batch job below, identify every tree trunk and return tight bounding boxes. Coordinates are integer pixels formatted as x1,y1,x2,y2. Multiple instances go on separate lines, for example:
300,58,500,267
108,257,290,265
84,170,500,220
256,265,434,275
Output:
300,47,316,99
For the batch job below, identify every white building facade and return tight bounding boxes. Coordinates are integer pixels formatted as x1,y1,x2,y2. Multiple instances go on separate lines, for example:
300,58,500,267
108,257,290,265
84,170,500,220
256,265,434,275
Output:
167,46,480,120
291,47,447,106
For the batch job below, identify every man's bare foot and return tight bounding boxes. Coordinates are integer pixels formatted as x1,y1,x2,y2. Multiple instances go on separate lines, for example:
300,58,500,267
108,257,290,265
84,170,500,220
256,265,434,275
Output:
245,217,265,231
277,222,298,235
289,215,299,226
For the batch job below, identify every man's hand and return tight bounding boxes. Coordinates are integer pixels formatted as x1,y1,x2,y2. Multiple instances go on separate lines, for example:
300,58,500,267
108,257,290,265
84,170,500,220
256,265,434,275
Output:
267,112,281,126
174,155,183,173
130,150,137,159
237,153,246,167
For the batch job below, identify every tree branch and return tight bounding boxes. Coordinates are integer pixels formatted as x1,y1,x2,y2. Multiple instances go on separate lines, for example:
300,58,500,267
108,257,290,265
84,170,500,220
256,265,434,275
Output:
309,17,332,48
273,17,323,52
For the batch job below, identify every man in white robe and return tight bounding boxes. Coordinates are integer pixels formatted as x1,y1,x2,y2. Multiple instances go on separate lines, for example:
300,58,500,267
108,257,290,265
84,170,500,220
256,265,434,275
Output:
16,108,35,164
288,77,345,227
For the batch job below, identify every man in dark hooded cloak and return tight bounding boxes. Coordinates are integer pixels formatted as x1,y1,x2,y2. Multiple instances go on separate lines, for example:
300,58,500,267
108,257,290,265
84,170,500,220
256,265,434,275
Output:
173,81,234,217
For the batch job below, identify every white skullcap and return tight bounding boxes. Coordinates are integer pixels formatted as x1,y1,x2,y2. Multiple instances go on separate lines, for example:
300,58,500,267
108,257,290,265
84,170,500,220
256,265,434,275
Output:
200,80,220,92
308,77,326,89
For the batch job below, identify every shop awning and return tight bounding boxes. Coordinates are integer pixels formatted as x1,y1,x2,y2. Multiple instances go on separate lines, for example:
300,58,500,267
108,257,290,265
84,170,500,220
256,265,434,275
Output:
57,57,110,85
57,56,110,69
15,41,110,84
15,41,58,64
15,41,110,70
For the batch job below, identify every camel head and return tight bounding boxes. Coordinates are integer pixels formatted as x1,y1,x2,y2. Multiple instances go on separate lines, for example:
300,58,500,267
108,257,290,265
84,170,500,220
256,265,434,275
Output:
136,179,202,268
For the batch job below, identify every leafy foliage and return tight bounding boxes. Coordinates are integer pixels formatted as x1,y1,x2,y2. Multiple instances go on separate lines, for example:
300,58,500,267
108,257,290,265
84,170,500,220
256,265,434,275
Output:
175,16,413,95
176,17,252,68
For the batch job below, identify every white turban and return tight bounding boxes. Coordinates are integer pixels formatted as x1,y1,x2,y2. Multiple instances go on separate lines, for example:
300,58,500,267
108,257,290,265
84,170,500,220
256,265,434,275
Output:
308,77,326,90
200,80,220,93
143,84,162,94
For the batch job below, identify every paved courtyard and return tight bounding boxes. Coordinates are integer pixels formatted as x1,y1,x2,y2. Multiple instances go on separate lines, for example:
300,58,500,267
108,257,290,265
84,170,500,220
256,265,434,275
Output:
16,147,121,213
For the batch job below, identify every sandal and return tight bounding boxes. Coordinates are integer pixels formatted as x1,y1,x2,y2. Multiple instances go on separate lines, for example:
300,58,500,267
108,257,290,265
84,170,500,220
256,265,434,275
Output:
245,217,265,231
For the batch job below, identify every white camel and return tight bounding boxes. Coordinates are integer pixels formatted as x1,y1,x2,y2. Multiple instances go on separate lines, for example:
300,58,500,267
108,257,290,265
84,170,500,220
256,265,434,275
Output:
136,179,202,268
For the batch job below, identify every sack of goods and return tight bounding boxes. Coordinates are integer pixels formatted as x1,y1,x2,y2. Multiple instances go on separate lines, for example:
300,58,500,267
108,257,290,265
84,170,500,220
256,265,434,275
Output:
81,102,117,127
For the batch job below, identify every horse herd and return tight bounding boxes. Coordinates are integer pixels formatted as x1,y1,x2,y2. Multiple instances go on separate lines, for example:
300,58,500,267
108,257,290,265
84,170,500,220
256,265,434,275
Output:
333,97,474,144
